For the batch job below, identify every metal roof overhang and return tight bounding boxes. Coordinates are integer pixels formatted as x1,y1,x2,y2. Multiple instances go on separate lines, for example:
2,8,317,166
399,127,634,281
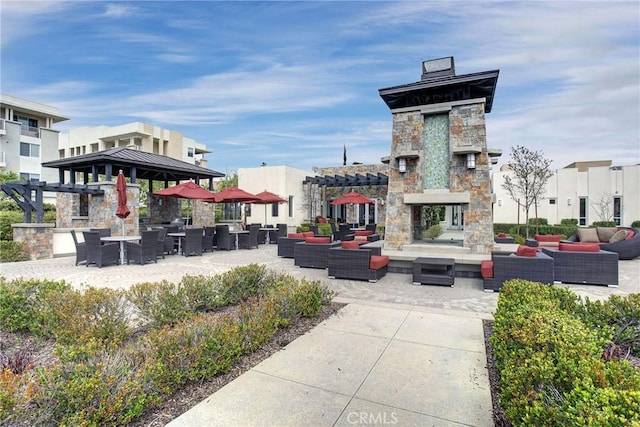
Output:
379,70,499,113
303,173,388,187
42,147,224,185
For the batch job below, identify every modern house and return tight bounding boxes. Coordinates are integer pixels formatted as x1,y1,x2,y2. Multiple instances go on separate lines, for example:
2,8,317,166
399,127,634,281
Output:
0,93,69,187
59,122,210,168
492,161,640,227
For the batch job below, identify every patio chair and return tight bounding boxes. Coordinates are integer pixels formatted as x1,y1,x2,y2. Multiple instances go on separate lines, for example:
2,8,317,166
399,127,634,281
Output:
90,227,111,238
238,224,259,249
165,225,181,253
153,227,172,259
216,224,234,251
277,231,313,258
83,231,119,268
365,223,377,233
542,244,619,286
126,230,159,265
337,224,352,241
70,229,87,266
182,228,204,256
327,243,390,282
294,237,341,269
481,247,554,292
202,226,215,252
268,223,287,244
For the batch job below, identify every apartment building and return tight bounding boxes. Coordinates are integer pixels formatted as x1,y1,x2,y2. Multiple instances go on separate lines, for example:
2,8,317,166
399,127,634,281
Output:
59,122,210,168
492,161,639,227
0,93,69,183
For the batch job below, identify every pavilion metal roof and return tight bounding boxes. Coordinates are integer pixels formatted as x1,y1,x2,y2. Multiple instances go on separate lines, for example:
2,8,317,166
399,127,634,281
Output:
303,172,388,187
378,69,499,113
42,147,224,185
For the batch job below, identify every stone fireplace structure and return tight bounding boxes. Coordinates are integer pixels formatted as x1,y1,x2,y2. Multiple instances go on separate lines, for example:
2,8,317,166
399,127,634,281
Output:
379,57,501,253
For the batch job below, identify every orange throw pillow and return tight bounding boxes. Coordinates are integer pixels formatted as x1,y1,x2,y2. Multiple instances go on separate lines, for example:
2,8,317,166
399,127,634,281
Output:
516,245,537,257
341,241,360,250
481,260,494,278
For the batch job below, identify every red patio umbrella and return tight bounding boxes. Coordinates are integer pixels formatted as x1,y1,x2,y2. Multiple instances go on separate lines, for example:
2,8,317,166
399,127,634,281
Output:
115,170,130,235
212,187,260,223
247,190,287,224
154,181,217,225
330,191,374,205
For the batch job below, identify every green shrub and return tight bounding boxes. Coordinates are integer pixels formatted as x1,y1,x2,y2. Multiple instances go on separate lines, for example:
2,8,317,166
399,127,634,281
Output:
528,217,548,225
126,280,192,328
424,224,443,239
215,263,272,305
40,287,130,346
592,221,617,227
0,278,71,334
0,241,29,262
492,280,640,425
631,220,640,228
290,279,327,318
561,218,579,226
317,223,332,236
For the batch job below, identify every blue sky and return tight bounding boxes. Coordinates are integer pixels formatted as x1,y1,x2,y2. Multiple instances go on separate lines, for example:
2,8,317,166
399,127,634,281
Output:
2,1,638,174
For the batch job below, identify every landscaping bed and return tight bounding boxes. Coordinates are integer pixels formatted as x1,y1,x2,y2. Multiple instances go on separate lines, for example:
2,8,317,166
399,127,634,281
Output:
0,264,339,426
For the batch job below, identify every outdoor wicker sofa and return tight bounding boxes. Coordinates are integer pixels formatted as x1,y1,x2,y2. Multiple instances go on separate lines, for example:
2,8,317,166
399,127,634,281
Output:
327,242,390,282
277,231,314,258
542,244,619,286
481,247,554,292
565,227,640,260
293,237,341,269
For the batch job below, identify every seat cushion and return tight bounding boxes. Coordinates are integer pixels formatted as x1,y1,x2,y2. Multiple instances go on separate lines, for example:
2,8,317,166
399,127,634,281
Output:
559,243,600,252
288,233,304,238
305,237,330,244
596,227,618,242
354,230,373,236
369,255,389,270
480,260,494,278
354,235,368,241
497,232,507,238
341,241,360,249
516,245,538,257
535,234,561,243
302,231,315,238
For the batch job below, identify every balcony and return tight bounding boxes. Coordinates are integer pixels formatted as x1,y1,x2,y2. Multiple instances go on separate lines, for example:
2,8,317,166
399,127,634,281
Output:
21,125,40,138
0,119,5,135
0,151,5,167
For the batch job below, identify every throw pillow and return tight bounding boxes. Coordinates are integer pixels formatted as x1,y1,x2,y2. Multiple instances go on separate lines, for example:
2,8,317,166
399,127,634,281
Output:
305,237,330,244
341,241,360,250
516,245,537,257
596,227,617,242
608,229,628,243
577,228,599,243
497,233,506,238
480,260,494,279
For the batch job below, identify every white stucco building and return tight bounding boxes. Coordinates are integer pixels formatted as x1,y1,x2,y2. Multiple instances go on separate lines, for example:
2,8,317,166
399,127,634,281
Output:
59,122,210,168
0,94,69,184
492,161,639,227
238,165,314,228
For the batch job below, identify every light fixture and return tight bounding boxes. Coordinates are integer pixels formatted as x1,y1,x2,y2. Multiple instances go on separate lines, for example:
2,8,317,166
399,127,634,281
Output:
567,198,572,206
498,199,502,207
398,157,407,173
466,153,476,169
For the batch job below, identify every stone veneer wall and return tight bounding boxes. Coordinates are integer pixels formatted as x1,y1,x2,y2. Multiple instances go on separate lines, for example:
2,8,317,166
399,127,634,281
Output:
12,223,54,260
384,102,495,253
449,104,494,253
148,194,215,227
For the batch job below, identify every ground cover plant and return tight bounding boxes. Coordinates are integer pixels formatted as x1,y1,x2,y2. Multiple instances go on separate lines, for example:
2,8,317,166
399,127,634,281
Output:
489,280,640,426
0,264,336,426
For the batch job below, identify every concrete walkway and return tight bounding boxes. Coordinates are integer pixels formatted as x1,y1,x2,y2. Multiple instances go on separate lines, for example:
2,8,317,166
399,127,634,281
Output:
1,244,638,426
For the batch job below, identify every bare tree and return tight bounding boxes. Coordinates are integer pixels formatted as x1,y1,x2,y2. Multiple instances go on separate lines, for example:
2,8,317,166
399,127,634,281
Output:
593,191,615,224
502,146,553,237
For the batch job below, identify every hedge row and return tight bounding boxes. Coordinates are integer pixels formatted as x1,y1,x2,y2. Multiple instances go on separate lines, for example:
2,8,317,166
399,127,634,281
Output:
491,280,640,426
0,264,334,426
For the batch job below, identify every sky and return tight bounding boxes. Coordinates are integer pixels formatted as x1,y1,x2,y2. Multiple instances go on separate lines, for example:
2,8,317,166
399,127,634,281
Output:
1,0,638,175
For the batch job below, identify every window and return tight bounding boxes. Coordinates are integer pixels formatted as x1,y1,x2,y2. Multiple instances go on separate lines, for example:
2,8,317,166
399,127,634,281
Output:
13,115,38,129
271,203,279,217
288,196,294,217
187,147,194,158
579,197,587,226
20,173,40,181
245,203,251,216
613,197,622,226
20,142,39,157
549,198,556,205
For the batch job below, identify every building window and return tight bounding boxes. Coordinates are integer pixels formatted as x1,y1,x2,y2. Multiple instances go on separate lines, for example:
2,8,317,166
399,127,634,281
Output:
79,194,89,216
20,173,40,181
20,142,39,157
579,197,587,226
549,198,556,205
271,203,279,217
613,197,622,226
187,147,194,158
288,196,294,217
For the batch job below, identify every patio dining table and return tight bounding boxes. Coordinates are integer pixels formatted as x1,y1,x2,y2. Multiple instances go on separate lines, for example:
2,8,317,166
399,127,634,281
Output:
100,235,141,265
167,232,186,254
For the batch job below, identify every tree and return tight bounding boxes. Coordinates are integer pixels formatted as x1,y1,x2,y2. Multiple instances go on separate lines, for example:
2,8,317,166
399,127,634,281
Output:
502,146,553,238
593,191,617,225
0,170,19,202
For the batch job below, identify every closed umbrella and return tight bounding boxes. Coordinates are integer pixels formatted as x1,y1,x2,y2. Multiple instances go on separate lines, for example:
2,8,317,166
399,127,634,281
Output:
248,190,287,224
115,170,130,235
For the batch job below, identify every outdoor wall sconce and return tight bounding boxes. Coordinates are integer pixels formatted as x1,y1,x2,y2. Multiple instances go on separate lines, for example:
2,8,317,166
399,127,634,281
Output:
398,157,407,173
498,199,502,206
567,198,572,206
466,153,476,169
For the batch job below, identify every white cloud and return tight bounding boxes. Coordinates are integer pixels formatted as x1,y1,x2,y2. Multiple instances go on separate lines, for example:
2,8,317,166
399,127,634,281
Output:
103,3,137,18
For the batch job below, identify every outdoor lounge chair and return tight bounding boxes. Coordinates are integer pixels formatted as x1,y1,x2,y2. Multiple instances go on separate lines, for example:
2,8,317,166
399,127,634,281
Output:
70,229,87,266
564,227,640,260
153,227,171,259
327,242,390,282
126,230,159,265
182,228,204,256
293,237,341,269
202,226,215,252
83,231,119,268
542,244,619,286
277,231,313,258
268,223,287,244
481,246,554,292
